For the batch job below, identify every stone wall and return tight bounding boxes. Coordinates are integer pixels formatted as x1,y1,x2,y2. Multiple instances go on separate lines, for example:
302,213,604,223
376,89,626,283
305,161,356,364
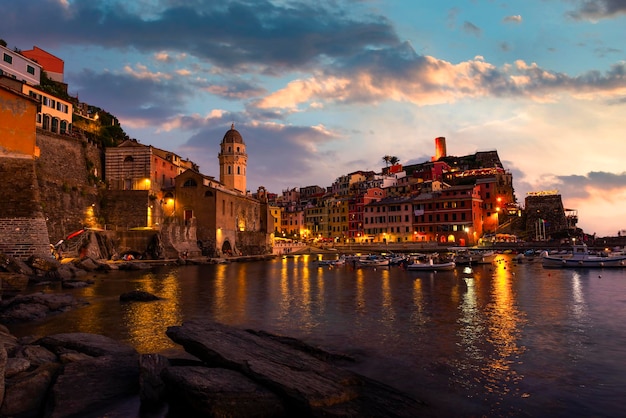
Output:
100,190,149,230
35,131,104,242
0,157,51,258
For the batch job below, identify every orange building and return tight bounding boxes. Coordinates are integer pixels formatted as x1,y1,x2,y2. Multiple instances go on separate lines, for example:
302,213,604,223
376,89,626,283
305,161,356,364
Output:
0,81,40,157
21,46,65,83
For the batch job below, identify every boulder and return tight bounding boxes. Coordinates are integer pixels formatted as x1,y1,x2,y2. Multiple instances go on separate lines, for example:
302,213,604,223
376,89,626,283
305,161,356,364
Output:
13,344,58,367
76,257,99,272
37,333,140,418
166,320,426,417
0,362,60,418
0,253,33,276
0,272,30,295
0,293,88,323
139,353,169,408
5,357,30,378
162,366,287,417
27,256,60,273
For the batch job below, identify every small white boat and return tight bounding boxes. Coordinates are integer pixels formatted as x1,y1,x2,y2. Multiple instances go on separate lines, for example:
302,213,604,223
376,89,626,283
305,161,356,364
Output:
542,244,626,268
356,255,390,267
315,255,346,267
406,258,456,271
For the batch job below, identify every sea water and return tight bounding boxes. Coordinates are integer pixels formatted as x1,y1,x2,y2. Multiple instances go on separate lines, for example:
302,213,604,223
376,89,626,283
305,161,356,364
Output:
9,254,626,416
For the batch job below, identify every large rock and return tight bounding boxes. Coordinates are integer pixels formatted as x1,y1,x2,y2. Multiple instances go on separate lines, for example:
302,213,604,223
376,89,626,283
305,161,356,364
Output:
0,272,30,295
162,366,287,417
0,362,60,418
166,320,426,417
0,293,87,323
38,333,140,418
27,255,60,273
0,253,33,276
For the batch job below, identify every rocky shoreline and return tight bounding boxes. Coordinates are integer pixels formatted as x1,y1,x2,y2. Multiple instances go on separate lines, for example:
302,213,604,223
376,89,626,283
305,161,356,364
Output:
0,252,433,417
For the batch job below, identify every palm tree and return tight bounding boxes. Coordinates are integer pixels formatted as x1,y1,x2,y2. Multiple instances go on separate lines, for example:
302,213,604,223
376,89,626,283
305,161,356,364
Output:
382,155,391,167
389,156,400,166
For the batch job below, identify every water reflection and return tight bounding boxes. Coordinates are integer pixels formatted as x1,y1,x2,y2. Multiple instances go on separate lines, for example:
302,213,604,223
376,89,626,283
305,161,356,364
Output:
121,270,183,353
8,256,626,417
454,257,526,406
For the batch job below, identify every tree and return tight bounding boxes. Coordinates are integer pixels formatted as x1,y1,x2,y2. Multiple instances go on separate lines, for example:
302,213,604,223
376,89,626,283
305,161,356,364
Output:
390,156,399,165
382,155,391,167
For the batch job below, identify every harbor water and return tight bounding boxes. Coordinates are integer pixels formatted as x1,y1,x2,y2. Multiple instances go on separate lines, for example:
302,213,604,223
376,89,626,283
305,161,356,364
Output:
8,253,626,417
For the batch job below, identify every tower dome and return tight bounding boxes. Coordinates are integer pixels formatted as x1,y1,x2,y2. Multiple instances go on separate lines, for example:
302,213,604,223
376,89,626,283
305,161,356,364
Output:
222,123,245,144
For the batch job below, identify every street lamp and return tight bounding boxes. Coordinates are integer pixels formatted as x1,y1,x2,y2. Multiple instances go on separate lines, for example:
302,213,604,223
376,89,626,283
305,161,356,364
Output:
464,227,470,246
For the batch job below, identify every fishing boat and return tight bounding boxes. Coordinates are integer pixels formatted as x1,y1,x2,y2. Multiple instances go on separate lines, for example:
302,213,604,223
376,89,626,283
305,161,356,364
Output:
315,255,346,267
406,258,456,271
541,244,626,268
356,255,390,267
450,248,496,265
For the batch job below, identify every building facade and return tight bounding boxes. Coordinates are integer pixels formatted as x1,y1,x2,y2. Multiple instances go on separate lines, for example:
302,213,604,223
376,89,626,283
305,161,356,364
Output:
0,45,42,86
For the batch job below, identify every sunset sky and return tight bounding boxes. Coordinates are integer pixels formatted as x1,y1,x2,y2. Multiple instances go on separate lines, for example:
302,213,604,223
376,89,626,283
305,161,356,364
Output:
2,0,625,236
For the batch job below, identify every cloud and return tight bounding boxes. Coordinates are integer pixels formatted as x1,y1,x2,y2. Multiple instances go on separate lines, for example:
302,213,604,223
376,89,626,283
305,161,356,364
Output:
546,171,626,200
462,21,482,37
0,0,399,73
253,47,626,111
503,15,522,23
568,0,626,20
70,68,194,126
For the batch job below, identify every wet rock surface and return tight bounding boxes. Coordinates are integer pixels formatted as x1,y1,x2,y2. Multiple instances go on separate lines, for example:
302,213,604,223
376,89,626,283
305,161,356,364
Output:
0,319,429,417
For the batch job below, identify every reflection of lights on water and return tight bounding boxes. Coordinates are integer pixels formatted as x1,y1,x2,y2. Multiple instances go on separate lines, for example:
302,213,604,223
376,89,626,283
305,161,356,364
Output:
355,268,365,312
122,271,183,353
454,257,526,397
410,279,426,327
463,266,473,275
571,271,586,320
381,270,394,323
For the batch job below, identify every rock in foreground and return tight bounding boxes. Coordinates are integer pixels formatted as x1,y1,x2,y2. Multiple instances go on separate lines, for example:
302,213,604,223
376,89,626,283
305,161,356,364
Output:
166,320,427,417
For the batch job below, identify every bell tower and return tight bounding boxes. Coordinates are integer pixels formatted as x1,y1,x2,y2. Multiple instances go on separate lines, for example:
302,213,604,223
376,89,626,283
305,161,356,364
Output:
218,123,248,193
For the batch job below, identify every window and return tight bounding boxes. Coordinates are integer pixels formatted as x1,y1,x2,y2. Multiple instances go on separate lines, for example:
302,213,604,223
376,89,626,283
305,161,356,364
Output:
183,179,198,187
27,65,35,75
3,54,12,64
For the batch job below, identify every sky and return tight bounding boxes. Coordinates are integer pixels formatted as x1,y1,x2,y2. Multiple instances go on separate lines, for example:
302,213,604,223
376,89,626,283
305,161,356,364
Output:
2,0,626,236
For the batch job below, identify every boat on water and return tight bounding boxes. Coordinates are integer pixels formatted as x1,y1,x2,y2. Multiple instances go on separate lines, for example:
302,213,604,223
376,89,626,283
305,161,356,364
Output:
406,258,456,271
542,244,626,268
356,255,390,267
383,252,408,265
449,248,496,265
315,255,346,267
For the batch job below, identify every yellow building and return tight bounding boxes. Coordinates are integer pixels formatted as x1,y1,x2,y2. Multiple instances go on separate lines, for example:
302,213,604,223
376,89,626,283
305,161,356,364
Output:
21,84,73,135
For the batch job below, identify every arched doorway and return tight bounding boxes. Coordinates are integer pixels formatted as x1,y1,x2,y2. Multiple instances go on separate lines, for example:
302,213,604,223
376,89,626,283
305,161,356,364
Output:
221,240,233,256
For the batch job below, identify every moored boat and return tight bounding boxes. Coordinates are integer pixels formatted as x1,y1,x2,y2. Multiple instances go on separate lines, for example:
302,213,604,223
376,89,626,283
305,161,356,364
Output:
356,255,390,267
542,244,626,268
315,255,346,267
451,249,496,265
406,258,456,271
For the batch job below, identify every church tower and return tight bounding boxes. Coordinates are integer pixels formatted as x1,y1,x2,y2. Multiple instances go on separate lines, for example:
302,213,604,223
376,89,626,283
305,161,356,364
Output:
218,123,248,193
